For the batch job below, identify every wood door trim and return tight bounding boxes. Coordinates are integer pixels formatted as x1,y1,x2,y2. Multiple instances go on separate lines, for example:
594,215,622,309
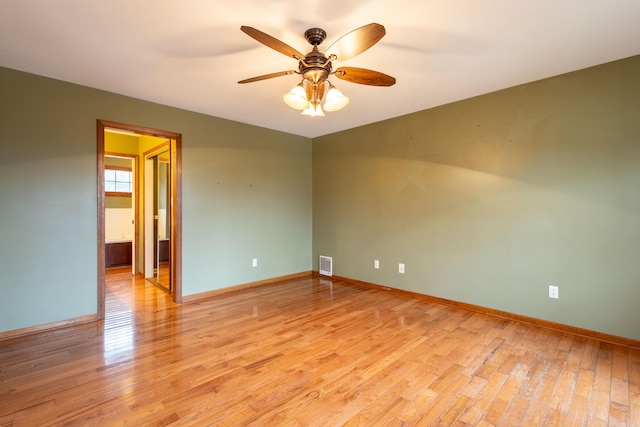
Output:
143,141,171,157
142,142,171,292
171,136,182,303
97,119,183,319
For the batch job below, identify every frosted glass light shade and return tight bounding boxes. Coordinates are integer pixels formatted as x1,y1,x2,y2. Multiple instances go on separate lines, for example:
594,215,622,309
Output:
323,86,349,112
301,104,325,117
283,84,308,110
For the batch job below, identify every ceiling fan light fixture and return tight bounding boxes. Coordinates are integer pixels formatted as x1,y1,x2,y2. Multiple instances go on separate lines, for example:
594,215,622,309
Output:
323,84,349,112
283,84,308,110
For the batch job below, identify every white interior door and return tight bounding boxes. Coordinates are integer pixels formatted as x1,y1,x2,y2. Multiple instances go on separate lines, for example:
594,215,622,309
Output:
130,158,136,276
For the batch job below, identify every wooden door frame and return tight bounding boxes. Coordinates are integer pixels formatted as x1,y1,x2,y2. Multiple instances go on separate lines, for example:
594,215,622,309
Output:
97,119,183,319
142,141,171,286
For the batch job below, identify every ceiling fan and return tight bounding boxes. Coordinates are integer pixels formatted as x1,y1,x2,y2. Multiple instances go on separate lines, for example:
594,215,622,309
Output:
238,23,396,116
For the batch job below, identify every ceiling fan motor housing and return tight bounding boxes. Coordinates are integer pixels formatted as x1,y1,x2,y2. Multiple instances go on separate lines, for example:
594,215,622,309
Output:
300,47,331,83
304,28,326,46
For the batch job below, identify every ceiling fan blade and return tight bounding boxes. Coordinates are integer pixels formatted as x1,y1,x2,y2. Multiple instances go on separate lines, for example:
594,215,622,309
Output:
238,70,297,84
241,26,305,60
334,67,396,86
326,23,386,61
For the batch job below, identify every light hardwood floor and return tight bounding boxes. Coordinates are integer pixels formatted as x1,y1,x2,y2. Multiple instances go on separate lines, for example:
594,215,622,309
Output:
1,269,638,426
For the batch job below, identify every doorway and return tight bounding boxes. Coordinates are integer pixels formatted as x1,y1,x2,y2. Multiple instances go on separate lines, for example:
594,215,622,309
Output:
97,120,182,320
144,145,172,292
104,153,137,276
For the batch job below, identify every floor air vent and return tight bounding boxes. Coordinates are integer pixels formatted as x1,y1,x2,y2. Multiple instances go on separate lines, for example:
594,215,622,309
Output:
319,255,333,276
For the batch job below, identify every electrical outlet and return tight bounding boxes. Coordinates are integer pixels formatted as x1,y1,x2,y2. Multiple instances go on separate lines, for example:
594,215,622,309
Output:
374,259,380,269
549,285,559,299
252,258,258,267
399,263,405,274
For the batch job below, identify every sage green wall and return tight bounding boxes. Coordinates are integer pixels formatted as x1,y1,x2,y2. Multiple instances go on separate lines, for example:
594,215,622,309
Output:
313,56,640,341
0,66,312,333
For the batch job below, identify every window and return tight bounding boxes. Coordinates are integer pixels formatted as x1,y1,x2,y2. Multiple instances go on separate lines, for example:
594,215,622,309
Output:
105,167,132,196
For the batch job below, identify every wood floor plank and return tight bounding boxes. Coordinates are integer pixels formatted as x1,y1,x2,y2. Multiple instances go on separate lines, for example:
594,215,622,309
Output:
0,270,638,426
588,346,613,424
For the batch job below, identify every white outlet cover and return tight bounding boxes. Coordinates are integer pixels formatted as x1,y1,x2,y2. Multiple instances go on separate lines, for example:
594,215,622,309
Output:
549,285,559,299
252,258,258,267
399,263,405,274
374,260,379,269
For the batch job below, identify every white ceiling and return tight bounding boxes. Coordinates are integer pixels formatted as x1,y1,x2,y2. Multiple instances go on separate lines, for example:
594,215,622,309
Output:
1,1,639,138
